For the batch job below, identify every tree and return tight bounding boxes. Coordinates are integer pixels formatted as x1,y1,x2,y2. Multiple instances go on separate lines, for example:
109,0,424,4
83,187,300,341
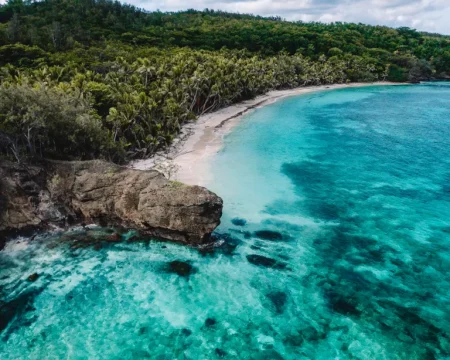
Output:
6,12,20,43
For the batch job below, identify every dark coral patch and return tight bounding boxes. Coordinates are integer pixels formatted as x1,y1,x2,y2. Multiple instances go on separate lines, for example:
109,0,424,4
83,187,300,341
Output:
204,317,217,327
0,288,42,335
326,290,361,317
200,234,241,256
266,291,288,314
166,261,196,277
181,328,192,337
215,348,227,357
246,254,287,269
27,273,39,282
231,218,247,227
332,298,361,316
253,230,284,241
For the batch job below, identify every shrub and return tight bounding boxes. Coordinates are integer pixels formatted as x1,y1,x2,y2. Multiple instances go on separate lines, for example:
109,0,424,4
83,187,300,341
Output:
0,83,119,161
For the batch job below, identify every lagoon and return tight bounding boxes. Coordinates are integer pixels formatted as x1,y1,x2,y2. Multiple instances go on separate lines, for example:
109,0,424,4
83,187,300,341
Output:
1,83,450,359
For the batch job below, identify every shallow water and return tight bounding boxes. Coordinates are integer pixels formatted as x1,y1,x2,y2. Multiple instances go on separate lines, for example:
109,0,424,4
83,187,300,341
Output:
1,83,450,359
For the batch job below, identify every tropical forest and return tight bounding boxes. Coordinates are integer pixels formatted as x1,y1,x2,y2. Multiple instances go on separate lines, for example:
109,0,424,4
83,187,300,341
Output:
1,0,450,162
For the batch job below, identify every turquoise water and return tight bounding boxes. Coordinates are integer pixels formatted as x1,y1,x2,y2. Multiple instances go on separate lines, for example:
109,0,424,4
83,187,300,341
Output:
1,83,450,359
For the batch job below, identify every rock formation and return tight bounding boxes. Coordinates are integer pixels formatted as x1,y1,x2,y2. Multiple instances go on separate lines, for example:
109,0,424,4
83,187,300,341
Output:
0,160,222,248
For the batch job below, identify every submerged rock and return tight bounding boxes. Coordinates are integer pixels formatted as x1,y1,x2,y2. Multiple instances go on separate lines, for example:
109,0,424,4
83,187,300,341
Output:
138,326,148,335
204,317,217,327
266,291,288,314
181,328,192,337
231,218,247,227
253,230,284,241
326,290,362,317
246,254,287,269
200,233,241,256
58,228,124,248
166,261,196,277
215,348,227,357
27,273,39,282
105,233,122,242
0,288,42,334
0,160,223,245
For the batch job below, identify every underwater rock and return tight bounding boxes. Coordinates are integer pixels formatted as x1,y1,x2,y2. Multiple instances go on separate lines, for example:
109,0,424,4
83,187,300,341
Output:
0,160,223,245
166,261,196,277
59,228,124,248
138,326,148,335
332,298,361,316
204,317,217,327
299,326,326,343
126,234,141,242
277,254,290,261
231,218,247,226
246,254,287,269
200,233,241,256
253,230,284,241
181,328,192,337
266,291,288,314
27,273,39,282
326,290,362,317
105,233,122,242
0,288,42,333
215,348,227,357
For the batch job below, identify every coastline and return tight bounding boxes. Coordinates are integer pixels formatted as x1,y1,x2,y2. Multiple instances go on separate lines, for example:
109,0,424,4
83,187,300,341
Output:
131,82,405,186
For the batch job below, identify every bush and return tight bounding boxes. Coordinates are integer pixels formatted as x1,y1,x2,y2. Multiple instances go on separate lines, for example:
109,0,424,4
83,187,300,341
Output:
0,44,47,67
0,83,119,161
387,64,408,82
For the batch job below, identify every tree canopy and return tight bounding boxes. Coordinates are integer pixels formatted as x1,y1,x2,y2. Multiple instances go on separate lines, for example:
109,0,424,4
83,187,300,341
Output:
0,0,449,162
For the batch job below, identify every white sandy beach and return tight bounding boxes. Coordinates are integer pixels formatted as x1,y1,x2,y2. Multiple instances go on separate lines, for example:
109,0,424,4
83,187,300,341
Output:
131,82,404,186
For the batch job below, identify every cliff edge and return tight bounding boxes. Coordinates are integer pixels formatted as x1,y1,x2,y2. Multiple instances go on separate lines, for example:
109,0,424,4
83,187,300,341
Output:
0,160,223,247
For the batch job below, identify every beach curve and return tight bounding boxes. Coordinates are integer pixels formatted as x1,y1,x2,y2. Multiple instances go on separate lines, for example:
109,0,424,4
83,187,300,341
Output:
131,82,404,186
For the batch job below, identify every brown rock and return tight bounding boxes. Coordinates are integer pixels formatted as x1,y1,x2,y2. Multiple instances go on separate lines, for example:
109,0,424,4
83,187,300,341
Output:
0,160,223,246
105,233,121,242
27,273,39,282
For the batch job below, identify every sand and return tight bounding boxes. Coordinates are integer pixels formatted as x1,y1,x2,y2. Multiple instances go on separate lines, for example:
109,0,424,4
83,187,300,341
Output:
131,82,404,186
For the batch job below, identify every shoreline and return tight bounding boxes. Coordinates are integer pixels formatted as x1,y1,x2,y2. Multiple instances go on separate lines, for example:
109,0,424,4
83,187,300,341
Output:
131,82,405,186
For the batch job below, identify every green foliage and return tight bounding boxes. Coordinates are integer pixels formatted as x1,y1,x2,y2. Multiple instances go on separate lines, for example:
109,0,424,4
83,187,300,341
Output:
388,64,408,82
0,44,46,67
0,82,117,161
0,0,449,162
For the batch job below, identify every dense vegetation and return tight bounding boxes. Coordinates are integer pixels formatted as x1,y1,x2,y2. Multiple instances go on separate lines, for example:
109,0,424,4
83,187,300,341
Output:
1,0,449,162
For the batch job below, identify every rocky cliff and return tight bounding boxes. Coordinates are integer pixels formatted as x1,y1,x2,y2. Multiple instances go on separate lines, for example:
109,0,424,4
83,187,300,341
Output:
0,160,222,248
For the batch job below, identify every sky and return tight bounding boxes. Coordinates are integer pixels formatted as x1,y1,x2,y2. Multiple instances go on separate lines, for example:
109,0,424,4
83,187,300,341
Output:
127,0,450,35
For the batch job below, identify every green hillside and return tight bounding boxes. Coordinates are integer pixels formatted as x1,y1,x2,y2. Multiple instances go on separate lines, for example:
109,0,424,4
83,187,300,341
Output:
1,0,449,162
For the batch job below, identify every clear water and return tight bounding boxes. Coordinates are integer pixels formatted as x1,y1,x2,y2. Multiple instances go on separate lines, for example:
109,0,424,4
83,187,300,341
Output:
1,83,450,359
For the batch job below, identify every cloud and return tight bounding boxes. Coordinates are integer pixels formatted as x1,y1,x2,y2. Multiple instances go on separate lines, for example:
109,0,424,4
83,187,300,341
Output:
130,0,450,34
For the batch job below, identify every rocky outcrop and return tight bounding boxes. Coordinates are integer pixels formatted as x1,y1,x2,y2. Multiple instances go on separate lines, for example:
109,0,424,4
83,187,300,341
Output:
0,160,222,247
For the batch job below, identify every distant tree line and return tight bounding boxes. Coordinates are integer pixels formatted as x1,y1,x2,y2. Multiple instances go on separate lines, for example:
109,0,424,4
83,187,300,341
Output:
0,0,449,162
